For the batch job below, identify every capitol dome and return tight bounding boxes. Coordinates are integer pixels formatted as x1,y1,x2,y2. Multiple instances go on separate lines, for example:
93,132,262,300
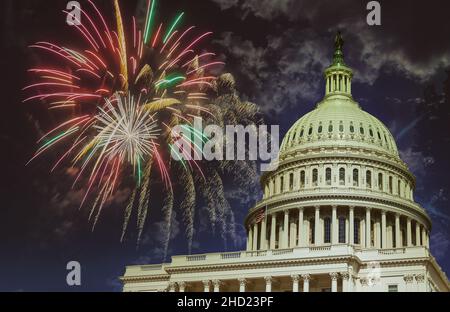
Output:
246,32,431,253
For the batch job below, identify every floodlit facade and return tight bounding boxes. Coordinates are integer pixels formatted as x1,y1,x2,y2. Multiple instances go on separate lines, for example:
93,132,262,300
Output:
121,34,450,292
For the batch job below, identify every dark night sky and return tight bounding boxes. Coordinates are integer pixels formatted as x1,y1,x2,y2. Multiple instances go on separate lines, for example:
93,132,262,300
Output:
1,0,450,291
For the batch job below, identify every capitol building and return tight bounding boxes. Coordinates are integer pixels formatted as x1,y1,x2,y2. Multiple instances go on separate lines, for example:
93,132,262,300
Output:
121,33,450,292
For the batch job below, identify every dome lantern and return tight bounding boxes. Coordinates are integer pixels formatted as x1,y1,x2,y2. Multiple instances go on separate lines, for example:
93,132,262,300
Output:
324,31,353,97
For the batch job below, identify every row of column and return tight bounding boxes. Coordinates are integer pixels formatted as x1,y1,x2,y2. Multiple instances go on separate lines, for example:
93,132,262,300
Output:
247,206,430,251
167,272,351,292
326,73,351,94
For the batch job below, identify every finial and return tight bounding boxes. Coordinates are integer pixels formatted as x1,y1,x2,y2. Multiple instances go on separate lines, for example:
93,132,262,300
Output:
332,31,345,66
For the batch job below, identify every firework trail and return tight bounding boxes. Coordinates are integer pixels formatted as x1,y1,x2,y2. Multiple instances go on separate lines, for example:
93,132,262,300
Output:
25,0,259,255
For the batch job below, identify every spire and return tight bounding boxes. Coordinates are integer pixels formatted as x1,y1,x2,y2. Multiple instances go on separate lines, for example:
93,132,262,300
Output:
324,31,353,97
332,31,345,66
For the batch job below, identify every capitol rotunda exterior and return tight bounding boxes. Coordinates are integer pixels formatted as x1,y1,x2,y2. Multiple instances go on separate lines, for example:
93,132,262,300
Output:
121,34,450,292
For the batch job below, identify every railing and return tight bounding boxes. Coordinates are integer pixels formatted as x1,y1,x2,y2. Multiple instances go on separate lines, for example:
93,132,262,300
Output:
221,252,241,259
141,264,163,271
272,248,293,255
378,248,406,255
186,255,207,261
310,246,332,252
246,250,268,257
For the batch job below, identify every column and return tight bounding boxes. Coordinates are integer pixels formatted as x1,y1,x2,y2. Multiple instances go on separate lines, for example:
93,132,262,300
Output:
366,208,371,248
238,278,247,292
381,211,386,248
330,273,338,292
403,275,414,292
291,275,300,292
302,274,310,292
264,276,272,292
270,214,276,249
168,282,176,292
415,274,426,292
283,210,289,248
326,76,329,94
203,280,210,292
349,206,354,245
332,205,338,244
298,208,304,246
416,222,421,246
406,218,412,247
260,216,267,250
247,226,253,251
315,206,320,245
375,219,381,248
290,217,297,247
395,214,401,248
179,282,186,292
213,280,221,292
426,231,430,248
422,227,427,248
341,272,349,292
253,223,258,251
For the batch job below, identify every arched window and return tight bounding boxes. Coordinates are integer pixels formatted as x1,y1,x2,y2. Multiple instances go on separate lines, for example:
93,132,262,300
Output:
397,180,401,196
280,176,284,193
318,123,323,133
339,122,344,132
300,170,305,188
378,172,383,191
377,131,381,140
339,168,345,186
308,126,313,135
360,125,365,135
326,168,332,185
354,219,360,244
300,129,304,137
289,173,294,190
324,217,331,243
366,170,372,188
389,176,393,194
350,123,355,133
339,217,346,243
369,128,374,137
312,169,318,186
353,168,359,187
328,123,333,133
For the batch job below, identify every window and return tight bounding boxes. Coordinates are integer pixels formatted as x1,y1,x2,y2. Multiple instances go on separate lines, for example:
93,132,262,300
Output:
289,173,294,190
339,217,346,243
366,170,372,188
389,176,393,194
326,168,332,185
360,125,365,135
369,128,374,137
378,173,383,191
339,168,345,186
339,122,344,132
318,123,323,133
300,129,304,137
397,180,401,196
280,176,284,192
324,217,331,243
310,220,315,244
312,169,318,186
377,131,381,140
350,123,355,133
354,219,360,244
300,170,305,188
388,285,398,292
328,123,333,133
353,168,359,187
308,126,313,135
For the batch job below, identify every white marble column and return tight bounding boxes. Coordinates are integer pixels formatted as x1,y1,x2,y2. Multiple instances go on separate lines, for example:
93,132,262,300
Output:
302,274,310,292
247,226,253,251
179,282,186,292
253,223,259,251
168,282,176,292
330,273,338,292
264,276,272,292
366,208,371,248
403,275,414,292
213,280,221,292
291,275,300,292
416,222,421,246
349,206,354,245
289,218,297,247
341,272,349,292
381,211,387,248
283,210,289,248
422,227,427,248
315,206,320,245
375,219,381,248
406,218,412,247
332,205,338,244
270,214,276,249
238,278,247,292
203,280,210,292
298,208,304,246
260,217,267,250
395,214,401,248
